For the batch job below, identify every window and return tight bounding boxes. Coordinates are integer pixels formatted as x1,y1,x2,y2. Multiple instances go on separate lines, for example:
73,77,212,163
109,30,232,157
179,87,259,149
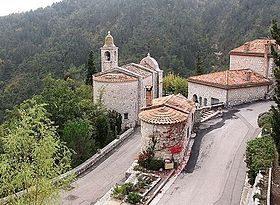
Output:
199,97,202,106
192,94,198,103
124,113,128,120
105,51,111,61
211,97,220,105
204,98,207,106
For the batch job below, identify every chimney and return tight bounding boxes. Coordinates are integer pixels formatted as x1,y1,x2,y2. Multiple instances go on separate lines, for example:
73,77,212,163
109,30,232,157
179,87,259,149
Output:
244,42,250,52
246,71,252,81
145,86,153,107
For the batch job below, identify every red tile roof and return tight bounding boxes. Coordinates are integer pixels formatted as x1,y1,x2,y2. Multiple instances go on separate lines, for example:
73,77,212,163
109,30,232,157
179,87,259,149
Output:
230,39,279,57
139,94,195,125
188,69,272,89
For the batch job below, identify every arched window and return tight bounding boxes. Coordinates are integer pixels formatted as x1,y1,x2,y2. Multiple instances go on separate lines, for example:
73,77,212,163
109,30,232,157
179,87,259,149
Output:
105,51,111,61
192,94,198,103
199,97,202,106
204,98,208,106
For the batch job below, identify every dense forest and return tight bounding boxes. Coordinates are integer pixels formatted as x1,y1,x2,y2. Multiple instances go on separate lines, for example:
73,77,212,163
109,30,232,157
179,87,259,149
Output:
0,0,280,121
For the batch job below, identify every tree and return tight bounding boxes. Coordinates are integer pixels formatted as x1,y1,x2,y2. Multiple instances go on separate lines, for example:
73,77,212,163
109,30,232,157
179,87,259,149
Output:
85,51,96,85
270,20,280,158
245,137,274,185
195,52,204,75
163,73,188,97
95,114,111,147
0,99,73,204
38,75,81,131
62,120,95,167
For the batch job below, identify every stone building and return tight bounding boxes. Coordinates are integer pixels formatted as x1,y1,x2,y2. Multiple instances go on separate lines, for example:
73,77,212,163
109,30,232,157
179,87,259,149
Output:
93,32,163,128
187,38,279,107
188,69,272,107
138,94,196,163
230,39,279,80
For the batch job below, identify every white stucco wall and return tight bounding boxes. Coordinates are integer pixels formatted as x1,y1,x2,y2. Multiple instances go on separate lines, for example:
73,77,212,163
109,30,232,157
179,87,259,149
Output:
188,81,268,107
188,82,227,106
230,55,274,79
93,80,139,128
227,86,268,106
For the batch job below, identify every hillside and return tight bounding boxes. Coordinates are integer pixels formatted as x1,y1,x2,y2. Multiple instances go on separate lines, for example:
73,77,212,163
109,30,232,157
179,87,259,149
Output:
0,0,280,121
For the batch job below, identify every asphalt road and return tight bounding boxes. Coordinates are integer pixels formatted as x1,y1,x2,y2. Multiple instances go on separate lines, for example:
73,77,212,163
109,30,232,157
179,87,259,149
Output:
156,101,273,205
61,128,141,205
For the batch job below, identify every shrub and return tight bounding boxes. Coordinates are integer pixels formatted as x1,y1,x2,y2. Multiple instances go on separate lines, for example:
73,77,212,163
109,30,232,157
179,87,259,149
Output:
112,183,134,200
127,192,142,204
245,137,274,185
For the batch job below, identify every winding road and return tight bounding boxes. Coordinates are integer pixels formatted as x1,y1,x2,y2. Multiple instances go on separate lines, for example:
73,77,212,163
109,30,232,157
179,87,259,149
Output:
61,101,273,205
61,128,141,205
154,101,273,205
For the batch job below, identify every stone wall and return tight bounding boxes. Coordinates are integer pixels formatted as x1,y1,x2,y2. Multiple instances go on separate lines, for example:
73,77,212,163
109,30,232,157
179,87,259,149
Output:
140,117,193,163
230,55,274,79
188,82,227,106
228,86,268,106
93,80,139,128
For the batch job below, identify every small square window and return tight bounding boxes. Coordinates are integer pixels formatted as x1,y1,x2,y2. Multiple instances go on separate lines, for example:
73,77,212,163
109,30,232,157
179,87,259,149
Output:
124,113,129,120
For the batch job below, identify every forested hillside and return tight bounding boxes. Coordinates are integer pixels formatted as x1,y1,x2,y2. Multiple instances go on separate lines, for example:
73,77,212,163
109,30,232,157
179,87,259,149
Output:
0,0,280,121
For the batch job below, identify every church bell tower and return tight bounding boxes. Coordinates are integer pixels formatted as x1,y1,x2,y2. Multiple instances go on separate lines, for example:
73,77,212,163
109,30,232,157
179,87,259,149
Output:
100,31,118,72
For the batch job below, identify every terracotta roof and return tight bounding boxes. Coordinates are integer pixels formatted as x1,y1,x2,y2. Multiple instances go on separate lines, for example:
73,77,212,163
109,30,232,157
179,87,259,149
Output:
139,106,188,124
139,94,195,125
152,94,195,114
230,39,279,57
122,64,152,78
94,71,138,83
188,69,272,89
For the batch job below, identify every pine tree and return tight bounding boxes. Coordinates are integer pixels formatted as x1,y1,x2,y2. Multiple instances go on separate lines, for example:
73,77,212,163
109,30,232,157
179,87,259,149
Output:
196,52,204,75
270,19,280,159
86,51,96,85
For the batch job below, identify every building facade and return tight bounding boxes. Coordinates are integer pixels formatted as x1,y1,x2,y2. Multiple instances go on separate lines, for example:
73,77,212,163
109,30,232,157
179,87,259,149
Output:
188,69,272,107
188,38,277,107
139,94,196,163
230,39,278,80
93,32,163,128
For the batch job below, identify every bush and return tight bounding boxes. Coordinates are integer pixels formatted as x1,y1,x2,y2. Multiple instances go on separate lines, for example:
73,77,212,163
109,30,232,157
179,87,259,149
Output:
127,192,142,204
112,183,134,200
245,137,274,185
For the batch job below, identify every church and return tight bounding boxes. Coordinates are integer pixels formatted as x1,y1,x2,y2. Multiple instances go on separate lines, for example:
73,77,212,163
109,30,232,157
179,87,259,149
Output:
93,32,163,128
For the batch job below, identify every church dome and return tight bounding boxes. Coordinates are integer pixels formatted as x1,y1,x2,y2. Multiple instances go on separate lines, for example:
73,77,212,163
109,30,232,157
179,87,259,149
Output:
140,53,160,71
104,31,115,46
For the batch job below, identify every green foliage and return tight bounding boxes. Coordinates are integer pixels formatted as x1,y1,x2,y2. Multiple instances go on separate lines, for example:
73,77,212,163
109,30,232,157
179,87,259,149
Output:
138,136,164,171
270,20,280,161
127,192,142,204
95,114,111,147
0,98,73,203
245,137,274,185
258,111,273,135
86,51,97,85
196,53,205,75
37,75,81,130
108,110,123,136
1,0,280,121
112,183,134,200
163,73,188,97
62,120,95,167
